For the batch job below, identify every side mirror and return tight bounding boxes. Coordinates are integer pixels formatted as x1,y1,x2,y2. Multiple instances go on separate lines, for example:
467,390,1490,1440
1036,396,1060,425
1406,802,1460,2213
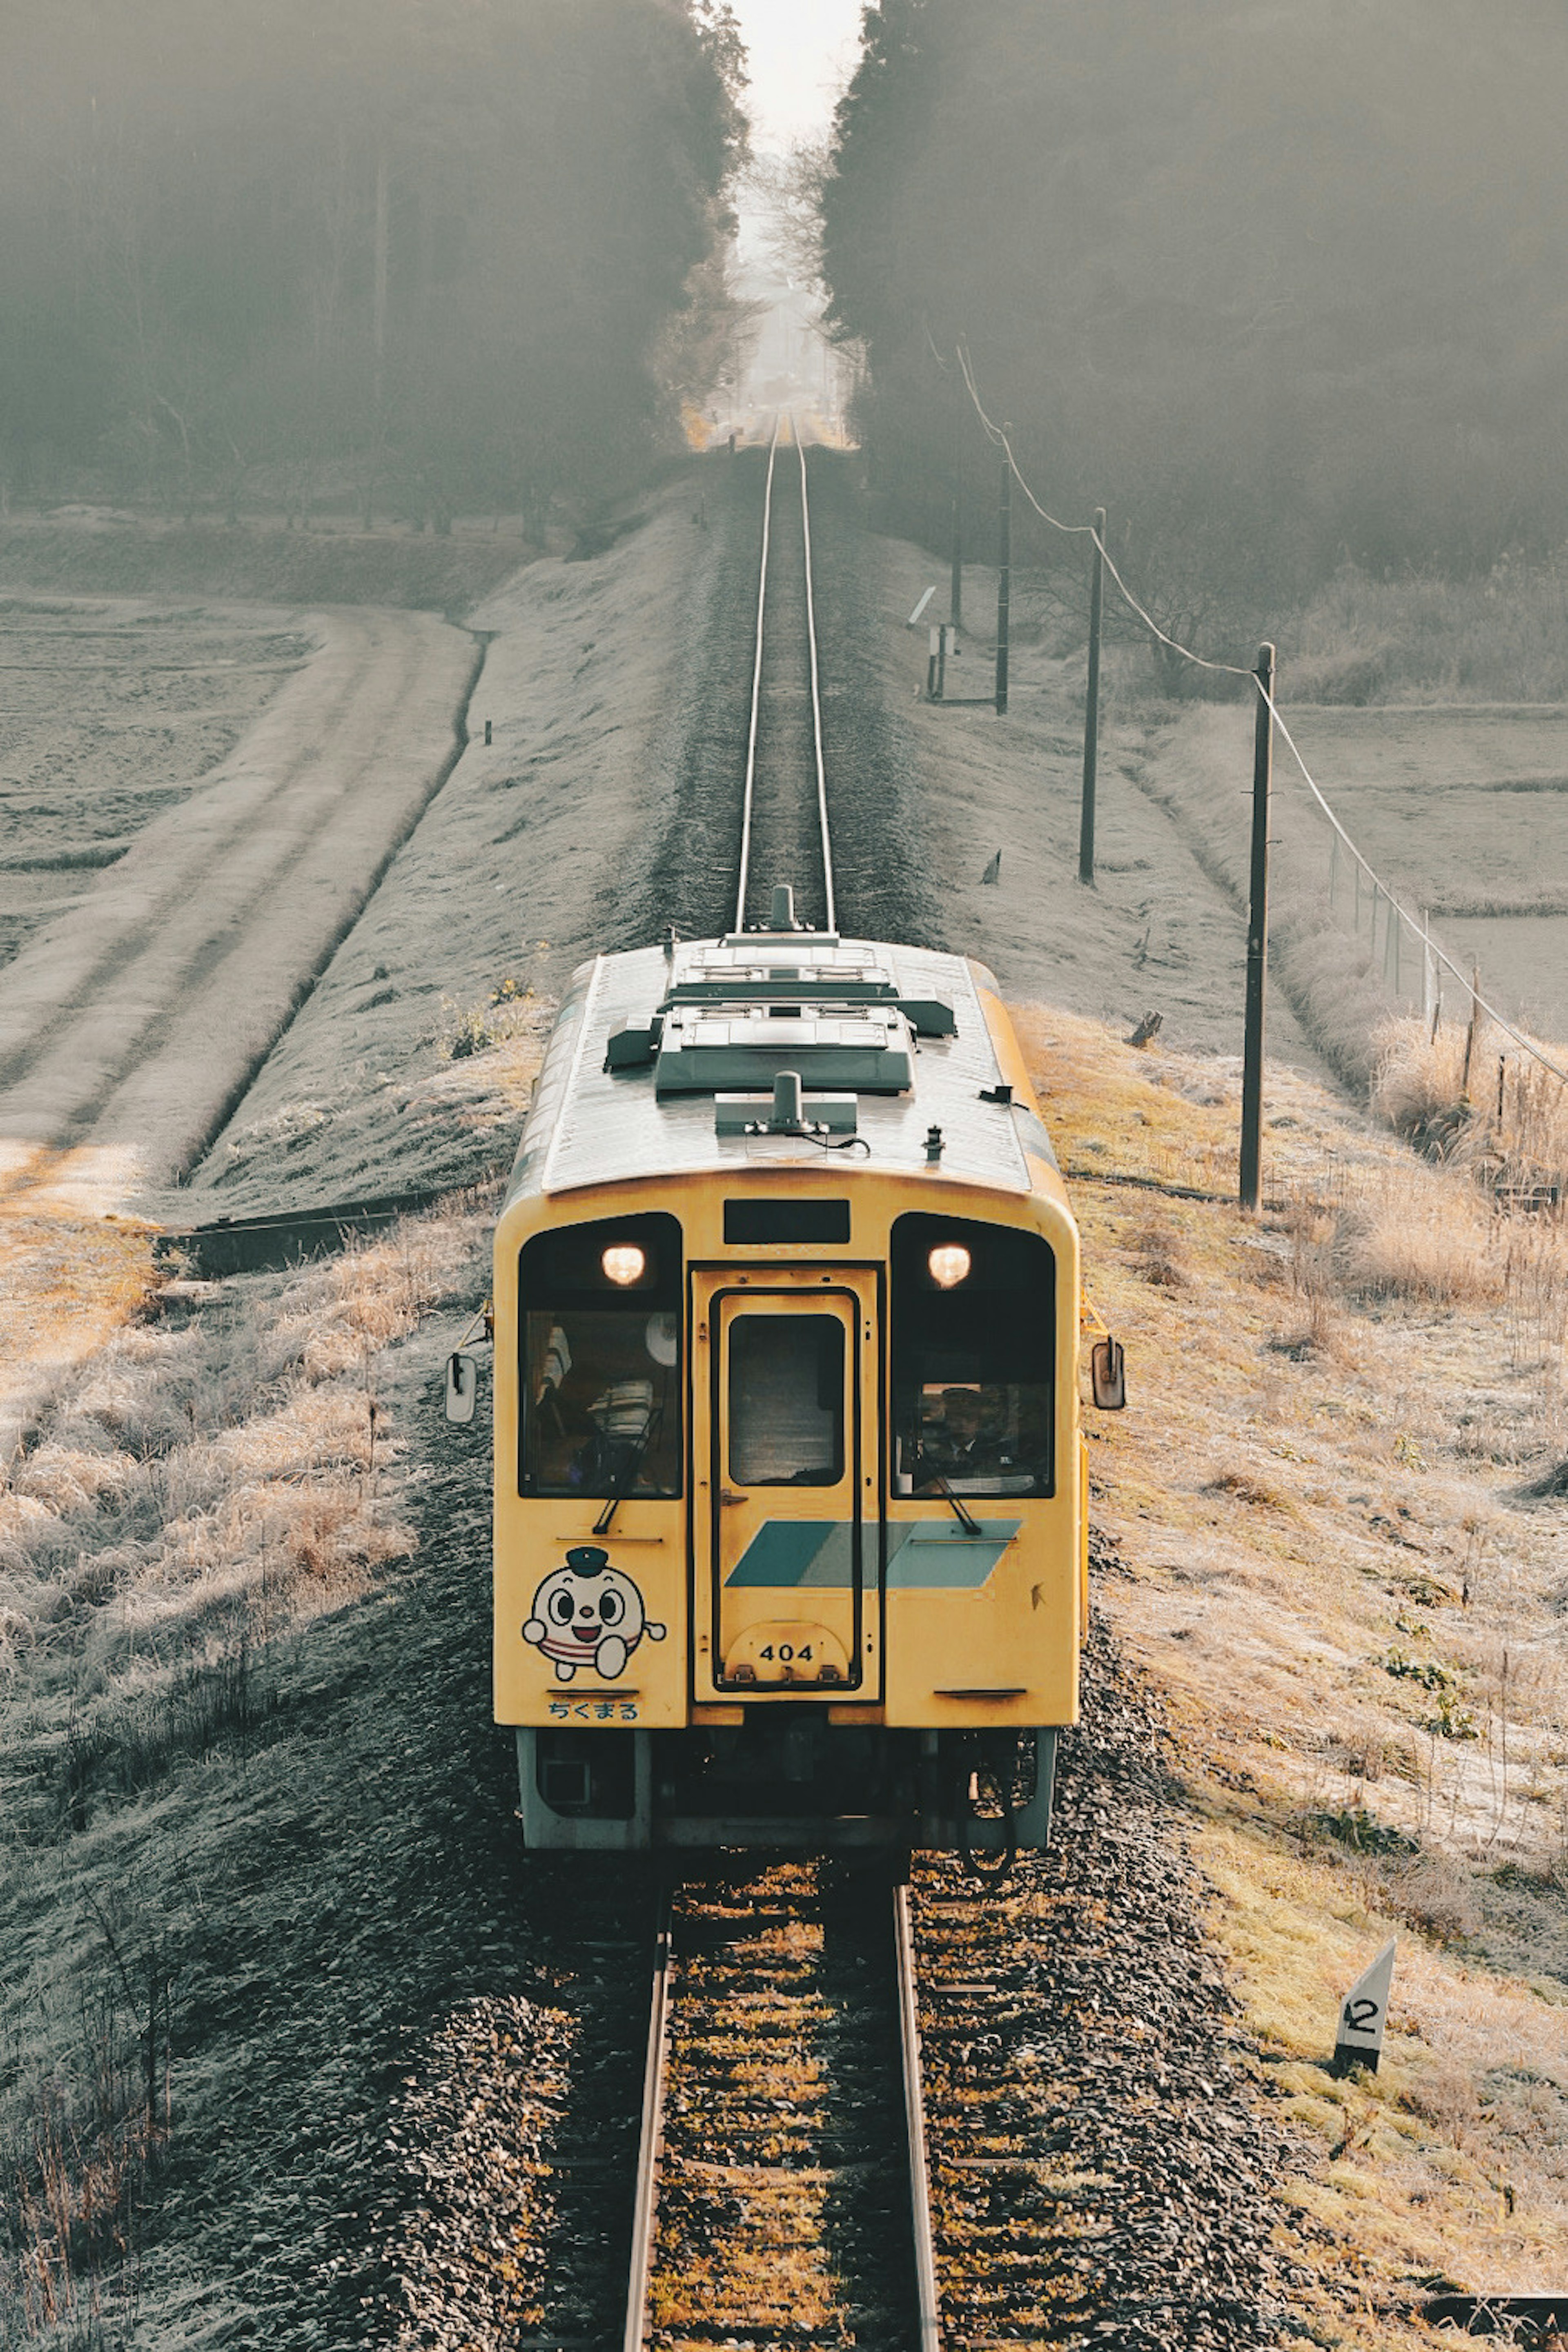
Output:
444,1352,479,1425
1090,1336,1126,1412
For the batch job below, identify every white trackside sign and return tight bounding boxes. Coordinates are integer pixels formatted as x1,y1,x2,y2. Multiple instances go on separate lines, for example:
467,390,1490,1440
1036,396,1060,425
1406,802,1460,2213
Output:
1332,1936,1396,2075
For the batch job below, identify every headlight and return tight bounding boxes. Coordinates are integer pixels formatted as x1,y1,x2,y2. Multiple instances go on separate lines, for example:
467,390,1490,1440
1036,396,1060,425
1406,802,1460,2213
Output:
601,1243,647,1287
927,1243,971,1289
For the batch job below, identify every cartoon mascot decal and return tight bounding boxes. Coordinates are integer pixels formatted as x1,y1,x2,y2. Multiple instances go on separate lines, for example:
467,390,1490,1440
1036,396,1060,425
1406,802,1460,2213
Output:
523,1544,666,1683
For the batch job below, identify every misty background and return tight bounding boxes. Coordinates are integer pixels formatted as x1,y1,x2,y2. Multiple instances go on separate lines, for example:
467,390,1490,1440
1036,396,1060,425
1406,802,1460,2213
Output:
4,0,1567,633
818,0,1568,659
0,0,747,531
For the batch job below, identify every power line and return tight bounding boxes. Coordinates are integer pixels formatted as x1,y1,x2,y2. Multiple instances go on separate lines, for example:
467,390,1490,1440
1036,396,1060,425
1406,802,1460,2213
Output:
956,340,1252,681
1258,683,1568,1089
951,337,1568,1094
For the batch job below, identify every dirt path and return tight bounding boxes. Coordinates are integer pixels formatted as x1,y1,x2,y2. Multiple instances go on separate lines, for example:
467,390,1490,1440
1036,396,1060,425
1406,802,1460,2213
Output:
0,606,477,1200
0,601,477,1465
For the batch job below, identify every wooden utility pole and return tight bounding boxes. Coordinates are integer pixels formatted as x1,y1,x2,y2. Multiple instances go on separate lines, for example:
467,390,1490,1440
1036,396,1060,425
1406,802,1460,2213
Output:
1079,506,1106,885
1239,642,1276,1212
994,435,1011,715
949,493,963,635
950,364,964,631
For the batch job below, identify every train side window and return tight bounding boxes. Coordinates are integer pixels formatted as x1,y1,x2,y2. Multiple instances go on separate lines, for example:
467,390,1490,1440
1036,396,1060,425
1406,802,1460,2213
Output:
728,1316,844,1486
890,1214,1055,1498
519,1213,681,1498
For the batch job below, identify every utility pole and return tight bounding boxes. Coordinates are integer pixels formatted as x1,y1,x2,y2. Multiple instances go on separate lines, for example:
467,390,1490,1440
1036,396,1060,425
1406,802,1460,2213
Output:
1239,642,1276,1212
1078,506,1106,885
949,364,964,632
994,434,1011,716
949,492,963,635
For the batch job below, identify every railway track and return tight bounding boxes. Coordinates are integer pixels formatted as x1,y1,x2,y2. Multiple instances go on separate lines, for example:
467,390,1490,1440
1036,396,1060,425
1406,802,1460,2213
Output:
621,1863,940,2352
735,415,835,934
518,423,952,2352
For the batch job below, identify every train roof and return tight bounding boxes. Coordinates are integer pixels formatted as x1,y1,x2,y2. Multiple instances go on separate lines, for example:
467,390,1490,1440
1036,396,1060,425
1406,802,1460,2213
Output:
502,928,1060,1208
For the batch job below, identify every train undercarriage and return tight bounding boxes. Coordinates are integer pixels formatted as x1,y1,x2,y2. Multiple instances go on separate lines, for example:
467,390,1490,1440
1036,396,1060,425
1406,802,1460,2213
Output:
518,1716,1057,1872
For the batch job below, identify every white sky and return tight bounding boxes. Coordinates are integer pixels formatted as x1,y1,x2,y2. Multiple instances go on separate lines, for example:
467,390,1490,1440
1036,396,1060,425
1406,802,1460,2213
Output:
727,0,864,148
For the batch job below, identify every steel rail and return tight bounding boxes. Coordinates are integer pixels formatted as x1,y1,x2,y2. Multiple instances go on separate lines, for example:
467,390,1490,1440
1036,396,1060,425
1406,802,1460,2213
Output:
894,1880,944,2352
621,1889,674,2352
793,421,837,933
733,412,837,933
733,415,782,935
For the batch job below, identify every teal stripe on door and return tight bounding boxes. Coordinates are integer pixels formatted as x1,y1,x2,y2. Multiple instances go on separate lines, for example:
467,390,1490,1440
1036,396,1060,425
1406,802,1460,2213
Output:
723,1520,1020,1591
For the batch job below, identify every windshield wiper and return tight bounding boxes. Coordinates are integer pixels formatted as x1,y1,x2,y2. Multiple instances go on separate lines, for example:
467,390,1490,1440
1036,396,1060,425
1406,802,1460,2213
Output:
934,1476,981,1536
593,1407,663,1537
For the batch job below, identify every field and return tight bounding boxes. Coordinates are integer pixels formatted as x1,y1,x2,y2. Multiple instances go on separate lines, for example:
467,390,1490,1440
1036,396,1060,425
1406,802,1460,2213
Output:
0,481,1565,2345
1025,1007,1568,2339
0,596,309,974
1136,698,1568,1058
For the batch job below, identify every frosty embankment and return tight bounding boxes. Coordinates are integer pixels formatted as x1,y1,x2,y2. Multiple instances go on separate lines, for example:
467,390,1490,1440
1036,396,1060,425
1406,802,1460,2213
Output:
2,462,1566,2346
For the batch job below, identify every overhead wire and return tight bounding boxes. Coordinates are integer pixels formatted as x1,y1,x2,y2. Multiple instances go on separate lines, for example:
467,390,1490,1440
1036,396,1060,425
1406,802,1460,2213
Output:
1256,682,1568,1088
956,339,1252,680
951,336,1568,1094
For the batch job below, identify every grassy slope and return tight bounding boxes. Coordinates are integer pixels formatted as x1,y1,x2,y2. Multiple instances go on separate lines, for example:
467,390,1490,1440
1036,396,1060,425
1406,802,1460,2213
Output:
1019,1004,1568,2341
3,1000,1564,2342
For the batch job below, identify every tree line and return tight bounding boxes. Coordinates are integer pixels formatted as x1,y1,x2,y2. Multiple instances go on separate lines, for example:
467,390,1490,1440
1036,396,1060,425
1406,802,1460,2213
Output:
820,0,1568,655
0,0,746,528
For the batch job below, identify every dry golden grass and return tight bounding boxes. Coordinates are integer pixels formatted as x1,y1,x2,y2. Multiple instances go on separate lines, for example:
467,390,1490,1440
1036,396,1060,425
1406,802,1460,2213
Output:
0,1209,477,1718
1017,1001,1568,2339
1374,1012,1568,1195
0,1197,489,2330
0,1150,163,1466
1283,554,1568,705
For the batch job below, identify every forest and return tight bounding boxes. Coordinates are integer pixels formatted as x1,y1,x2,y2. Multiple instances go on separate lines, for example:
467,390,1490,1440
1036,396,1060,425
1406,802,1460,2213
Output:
0,0,746,528
821,0,1568,652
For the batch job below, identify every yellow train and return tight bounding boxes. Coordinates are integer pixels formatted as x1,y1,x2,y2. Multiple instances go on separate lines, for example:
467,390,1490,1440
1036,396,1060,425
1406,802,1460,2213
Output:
458,902,1123,1873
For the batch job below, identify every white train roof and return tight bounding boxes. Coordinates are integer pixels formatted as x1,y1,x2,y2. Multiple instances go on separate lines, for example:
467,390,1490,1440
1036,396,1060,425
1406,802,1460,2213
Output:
503,929,1059,1206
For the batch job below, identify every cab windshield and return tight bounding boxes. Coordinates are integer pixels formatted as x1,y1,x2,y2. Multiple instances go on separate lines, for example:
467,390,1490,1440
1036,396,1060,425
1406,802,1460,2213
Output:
519,1214,682,1499
891,1214,1055,1498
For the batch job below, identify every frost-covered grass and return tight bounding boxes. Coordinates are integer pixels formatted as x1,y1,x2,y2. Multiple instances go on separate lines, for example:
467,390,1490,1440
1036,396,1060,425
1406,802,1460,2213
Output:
1024,1007,1568,2334
1281,552,1568,705
0,1202,483,2339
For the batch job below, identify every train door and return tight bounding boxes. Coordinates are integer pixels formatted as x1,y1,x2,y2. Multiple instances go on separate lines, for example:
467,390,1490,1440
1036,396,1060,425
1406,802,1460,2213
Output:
691,1268,882,1701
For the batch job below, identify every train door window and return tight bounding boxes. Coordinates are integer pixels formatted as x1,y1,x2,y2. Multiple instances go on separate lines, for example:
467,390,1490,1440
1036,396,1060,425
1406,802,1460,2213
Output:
728,1316,844,1486
518,1213,682,1498
890,1214,1055,1497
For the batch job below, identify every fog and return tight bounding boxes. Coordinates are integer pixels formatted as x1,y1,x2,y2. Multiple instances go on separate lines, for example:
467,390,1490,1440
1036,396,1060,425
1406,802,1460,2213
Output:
0,0,746,528
822,0,1568,638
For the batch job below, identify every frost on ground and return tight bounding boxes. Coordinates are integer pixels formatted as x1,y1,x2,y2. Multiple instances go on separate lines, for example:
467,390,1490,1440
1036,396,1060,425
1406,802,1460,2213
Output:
0,604,475,1196
0,595,479,1465
1031,1007,1568,2342
185,480,725,1220
0,596,310,974
0,1205,521,2349
1131,700,1568,1080
871,537,1335,1075
873,536,1568,1090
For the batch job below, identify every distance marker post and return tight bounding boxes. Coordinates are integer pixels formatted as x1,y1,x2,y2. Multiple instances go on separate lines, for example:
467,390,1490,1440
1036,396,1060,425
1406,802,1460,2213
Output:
1332,1936,1396,2076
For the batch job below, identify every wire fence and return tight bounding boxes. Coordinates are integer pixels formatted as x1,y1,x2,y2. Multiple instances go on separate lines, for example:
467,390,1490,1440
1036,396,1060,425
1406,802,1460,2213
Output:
949,336,1568,1098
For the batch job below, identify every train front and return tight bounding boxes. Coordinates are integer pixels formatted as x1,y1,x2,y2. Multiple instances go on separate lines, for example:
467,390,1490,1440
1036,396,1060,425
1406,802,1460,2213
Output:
490,923,1087,1871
